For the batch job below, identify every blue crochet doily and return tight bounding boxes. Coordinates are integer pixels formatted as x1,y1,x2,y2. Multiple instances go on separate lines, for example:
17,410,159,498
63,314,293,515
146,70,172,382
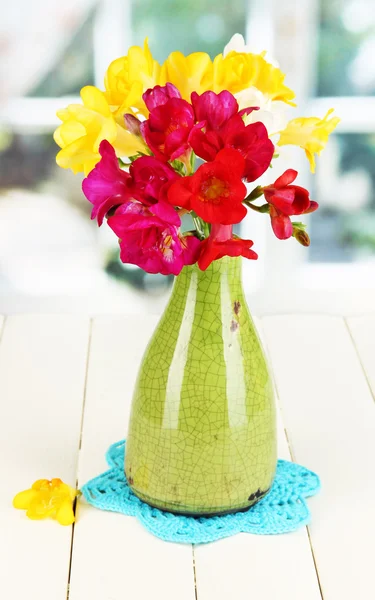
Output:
82,440,320,544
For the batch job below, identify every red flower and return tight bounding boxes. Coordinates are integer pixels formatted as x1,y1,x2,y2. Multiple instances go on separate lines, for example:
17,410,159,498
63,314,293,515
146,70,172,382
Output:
268,207,294,240
223,117,275,182
263,169,318,239
189,91,274,182
140,97,195,162
167,148,247,225
198,225,258,271
143,83,181,111
82,140,131,225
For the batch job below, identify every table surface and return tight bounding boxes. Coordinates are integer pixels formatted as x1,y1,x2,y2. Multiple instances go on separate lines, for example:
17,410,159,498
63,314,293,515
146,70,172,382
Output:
1,313,375,600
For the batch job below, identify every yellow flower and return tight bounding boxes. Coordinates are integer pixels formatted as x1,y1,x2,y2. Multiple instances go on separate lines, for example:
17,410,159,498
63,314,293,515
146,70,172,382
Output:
54,86,147,175
13,478,78,526
212,51,296,105
278,109,340,172
104,39,161,121
160,51,213,101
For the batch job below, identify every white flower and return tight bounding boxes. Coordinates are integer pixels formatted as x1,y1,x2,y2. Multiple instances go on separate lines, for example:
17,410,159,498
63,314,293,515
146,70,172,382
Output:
223,33,249,57
235,87,288,136
223,33,279,67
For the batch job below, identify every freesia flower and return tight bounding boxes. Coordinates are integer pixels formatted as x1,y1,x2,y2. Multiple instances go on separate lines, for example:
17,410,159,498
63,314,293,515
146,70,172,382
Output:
212,49,296,105
188,90,274,181
191,90,240,130
278,109,340,172
264,169,316,215
104,39,160,121
188,90,241,160
223,33,251,57
83,140,180,226
129,155,180,203
160,51,213,101
215,117,274,182
54,36,333,270
108,202,200,275
54,86,147,175
263,169,318,239
140,96,195,162
223,32,289,127
167,148,247,224
143,83,181,111
128,155,181,224
198,224,258,270
13,478,78,526
235,87,288,135
82,140,131,225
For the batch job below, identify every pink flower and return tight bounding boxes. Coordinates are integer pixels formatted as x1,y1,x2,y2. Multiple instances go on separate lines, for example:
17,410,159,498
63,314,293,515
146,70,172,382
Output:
108,202,201,276
140,97,195,162
129,156,181,225
188,90,273,182
82,141,181,226
143,83,181,111
191,90,239,131
82,140,131,225
263,169,318,239
129,156,178,203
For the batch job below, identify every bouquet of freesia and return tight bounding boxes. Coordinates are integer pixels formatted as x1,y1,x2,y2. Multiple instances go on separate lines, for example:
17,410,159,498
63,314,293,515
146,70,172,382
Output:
54,34,339,275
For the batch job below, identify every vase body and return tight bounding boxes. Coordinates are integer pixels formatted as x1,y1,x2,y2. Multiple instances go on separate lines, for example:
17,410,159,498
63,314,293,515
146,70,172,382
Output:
125,257,277,515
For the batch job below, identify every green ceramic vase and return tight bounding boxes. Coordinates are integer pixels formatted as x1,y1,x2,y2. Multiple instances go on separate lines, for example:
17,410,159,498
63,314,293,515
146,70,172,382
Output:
125,256,277,515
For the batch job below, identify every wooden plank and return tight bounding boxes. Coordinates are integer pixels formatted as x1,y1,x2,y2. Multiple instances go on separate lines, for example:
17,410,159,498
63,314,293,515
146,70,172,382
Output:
261,315,375,600
0,315,90,600
194,319,321,600
69,315,196,600
346,315,375,399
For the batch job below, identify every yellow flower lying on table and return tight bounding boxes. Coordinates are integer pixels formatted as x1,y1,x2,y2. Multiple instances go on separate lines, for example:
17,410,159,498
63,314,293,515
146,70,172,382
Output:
278,108,341,172
13,478,79,526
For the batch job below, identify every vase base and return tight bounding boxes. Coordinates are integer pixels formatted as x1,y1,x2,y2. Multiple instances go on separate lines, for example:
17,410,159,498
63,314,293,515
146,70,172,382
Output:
129,485,271,517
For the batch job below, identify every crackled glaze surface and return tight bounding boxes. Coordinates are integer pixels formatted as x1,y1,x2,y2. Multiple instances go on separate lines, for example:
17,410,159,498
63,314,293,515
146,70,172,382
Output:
125,257,277,515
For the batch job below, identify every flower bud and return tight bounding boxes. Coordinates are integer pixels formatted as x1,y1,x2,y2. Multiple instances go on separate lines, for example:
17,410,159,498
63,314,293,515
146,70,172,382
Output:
124,114,142,137
293,226,310,247
247,185,264,201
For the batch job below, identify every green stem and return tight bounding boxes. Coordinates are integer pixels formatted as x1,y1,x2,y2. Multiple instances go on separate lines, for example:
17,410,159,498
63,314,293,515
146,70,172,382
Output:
191,212,207,240
244,201,270,214
244,185,264,202
181,151,195,175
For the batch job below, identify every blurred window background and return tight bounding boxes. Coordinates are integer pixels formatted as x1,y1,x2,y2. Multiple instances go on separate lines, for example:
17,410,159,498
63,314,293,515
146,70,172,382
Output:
0,0,374,315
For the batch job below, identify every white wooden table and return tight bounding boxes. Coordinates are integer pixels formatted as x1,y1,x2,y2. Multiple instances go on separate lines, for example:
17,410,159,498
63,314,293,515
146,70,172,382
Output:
1,313,375,600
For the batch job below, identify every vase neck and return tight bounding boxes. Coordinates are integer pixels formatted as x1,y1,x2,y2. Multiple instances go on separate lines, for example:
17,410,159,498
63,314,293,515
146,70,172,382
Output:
170,256,243,310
